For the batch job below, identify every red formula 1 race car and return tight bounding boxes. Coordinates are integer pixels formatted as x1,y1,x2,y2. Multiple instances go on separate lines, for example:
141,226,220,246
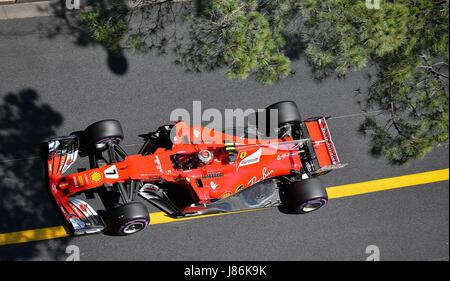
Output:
46,101,346,236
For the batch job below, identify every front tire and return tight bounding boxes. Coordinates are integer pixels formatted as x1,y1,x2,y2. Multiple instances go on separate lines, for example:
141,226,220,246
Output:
110,202,149,236
279,178,328,214
83,119,124,151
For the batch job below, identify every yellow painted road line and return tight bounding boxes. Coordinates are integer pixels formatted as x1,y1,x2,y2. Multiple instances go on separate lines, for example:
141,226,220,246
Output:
326,168,449,199
0,226,70,247
0,168,448,247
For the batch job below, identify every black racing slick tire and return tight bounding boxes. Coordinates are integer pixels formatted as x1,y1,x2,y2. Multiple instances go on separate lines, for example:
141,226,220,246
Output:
264,101,302,139
110,202,150,236
279,178,328,214
266,101,302,127
84,119,124,150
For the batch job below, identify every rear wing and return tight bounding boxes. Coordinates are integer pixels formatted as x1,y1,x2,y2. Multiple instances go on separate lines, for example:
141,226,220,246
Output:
317,117,340,164
304,117,346,172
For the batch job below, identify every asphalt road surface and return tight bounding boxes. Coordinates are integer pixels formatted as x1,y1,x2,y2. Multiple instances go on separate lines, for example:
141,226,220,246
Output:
0,15,448,261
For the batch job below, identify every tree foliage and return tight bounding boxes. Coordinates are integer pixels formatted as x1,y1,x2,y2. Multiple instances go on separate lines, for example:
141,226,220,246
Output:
301,0,410,77
77,0,449,164
301,0,449,164
78,0,129,52
77,0,190,54
178,0,296,84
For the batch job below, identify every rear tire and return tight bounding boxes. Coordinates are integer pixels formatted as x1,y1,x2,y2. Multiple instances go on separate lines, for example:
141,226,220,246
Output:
279,178,328,214
266,101,302,127
265,101,302,138
110,202,149,236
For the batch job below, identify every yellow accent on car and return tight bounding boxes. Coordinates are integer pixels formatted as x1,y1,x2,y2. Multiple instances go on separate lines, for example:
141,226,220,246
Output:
90,171,102,182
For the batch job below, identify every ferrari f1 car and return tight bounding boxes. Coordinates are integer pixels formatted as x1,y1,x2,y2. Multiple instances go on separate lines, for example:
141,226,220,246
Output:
47,101,345,236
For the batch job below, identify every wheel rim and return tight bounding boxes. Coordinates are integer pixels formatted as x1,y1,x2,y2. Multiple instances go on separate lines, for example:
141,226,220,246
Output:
123,221,146,234
300,198,327,213
94,137,123,150
302,202,322,212
95,137,123,145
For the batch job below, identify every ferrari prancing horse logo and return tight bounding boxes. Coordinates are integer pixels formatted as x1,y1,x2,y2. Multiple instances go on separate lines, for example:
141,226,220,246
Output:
238,148,262,167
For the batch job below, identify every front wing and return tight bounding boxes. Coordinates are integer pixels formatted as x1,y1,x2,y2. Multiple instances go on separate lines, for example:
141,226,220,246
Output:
47,136,105,235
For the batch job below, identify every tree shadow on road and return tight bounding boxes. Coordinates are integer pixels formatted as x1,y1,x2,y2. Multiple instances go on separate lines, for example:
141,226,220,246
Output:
41,0,195,76
41,0,129,75
0,88,72,260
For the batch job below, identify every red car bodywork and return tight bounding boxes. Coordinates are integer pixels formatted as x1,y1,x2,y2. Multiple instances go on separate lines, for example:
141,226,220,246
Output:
48,118,341,226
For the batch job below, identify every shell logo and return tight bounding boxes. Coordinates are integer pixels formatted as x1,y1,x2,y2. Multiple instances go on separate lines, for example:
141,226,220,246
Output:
90,171,102,183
